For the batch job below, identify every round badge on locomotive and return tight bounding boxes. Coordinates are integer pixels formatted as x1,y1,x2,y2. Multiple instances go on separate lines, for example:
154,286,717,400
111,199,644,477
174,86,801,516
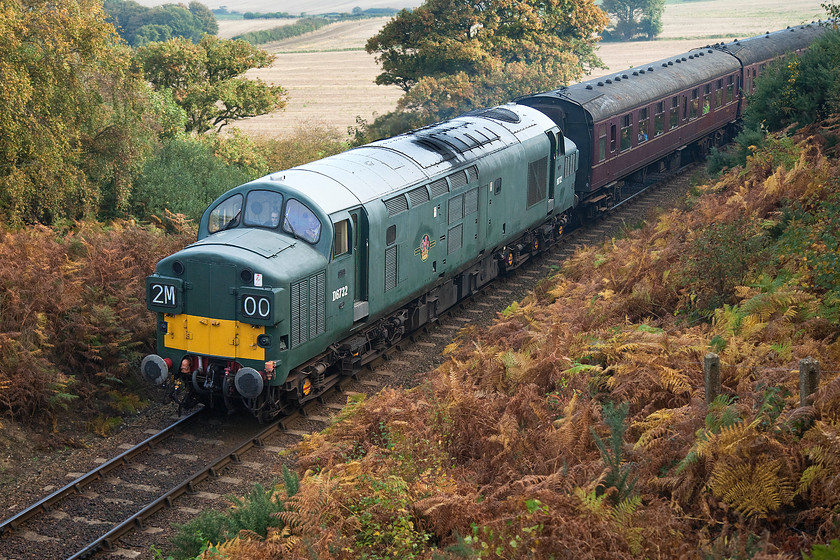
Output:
142,23,829,421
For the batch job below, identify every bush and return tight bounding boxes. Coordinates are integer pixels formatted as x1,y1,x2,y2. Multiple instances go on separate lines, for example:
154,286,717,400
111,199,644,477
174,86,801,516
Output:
131,136,258,222
744,28,840,132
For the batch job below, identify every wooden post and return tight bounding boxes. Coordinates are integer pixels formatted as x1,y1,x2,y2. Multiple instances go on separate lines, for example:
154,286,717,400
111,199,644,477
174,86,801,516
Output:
705,353,721,406
799,358,820,407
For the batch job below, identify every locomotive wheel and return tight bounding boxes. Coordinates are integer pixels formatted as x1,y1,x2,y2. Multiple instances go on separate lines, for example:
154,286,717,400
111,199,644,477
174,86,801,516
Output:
506,250,515,269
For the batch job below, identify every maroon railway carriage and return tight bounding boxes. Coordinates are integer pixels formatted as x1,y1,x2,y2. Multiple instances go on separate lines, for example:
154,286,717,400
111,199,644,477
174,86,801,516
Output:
518,22,830,220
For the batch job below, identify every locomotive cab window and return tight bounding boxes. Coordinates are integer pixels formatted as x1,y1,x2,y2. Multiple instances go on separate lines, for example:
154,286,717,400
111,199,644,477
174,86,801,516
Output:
207,193,243,234
244,190,284,228
283,199,321,244
334,219,350,258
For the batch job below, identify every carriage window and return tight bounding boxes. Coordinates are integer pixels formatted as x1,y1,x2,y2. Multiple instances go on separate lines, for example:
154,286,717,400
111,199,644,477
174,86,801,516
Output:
638,108,649,143
703,84,711,115
715,79,724,107
654,102,665,136
334,219,350,257
689,89,699,120
244,190,284,228
597,124,607,162
207,193,243,234
283,199,321,244
670,96,679,129
620,114,632,151
610,124,617,152
726,75,735,104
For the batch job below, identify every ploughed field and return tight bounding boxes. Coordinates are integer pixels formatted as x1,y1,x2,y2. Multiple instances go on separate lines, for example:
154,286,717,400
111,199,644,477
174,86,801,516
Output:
224,0,826,139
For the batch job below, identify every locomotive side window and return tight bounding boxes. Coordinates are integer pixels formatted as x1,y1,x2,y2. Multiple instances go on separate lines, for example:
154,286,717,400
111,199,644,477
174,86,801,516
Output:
638,108,649,143
715,79,724,108
284,199,321,244
597,124,606,162
244,190,284,228
334,219,350,257
620,114,632,151
386,225,397,245
670,96,679,129
207,193,243,234
654,102,665,136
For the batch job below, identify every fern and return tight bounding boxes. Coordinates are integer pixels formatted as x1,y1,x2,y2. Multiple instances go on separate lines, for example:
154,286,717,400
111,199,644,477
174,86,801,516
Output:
709,457,793,517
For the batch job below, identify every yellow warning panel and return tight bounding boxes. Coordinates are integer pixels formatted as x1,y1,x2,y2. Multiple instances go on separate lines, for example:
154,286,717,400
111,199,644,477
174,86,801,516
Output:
164,314,265,361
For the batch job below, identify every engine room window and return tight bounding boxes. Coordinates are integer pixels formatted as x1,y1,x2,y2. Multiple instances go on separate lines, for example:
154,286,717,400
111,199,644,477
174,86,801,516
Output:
334,219,350,257
620,114,632,151
244,190,284,228
386,224,396,245
207,193,243,234
283,199,321,244
526,157,548,208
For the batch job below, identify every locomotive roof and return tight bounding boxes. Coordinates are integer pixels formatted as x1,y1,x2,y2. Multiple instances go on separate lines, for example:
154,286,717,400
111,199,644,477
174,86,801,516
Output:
264,104,556,214
521,23,832,122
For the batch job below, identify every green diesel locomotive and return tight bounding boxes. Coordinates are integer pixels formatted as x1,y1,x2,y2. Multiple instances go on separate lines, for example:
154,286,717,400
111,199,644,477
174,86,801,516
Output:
141,104,578,419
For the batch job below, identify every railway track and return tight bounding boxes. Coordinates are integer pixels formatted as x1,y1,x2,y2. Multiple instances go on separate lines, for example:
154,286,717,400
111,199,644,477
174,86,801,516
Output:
0,165,695,560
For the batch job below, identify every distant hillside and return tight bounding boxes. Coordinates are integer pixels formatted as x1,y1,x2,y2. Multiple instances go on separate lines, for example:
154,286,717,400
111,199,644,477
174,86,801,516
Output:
131,0,421,14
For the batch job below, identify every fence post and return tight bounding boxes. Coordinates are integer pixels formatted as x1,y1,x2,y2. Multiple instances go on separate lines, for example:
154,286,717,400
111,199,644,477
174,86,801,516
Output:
799,358,821,407
704,353,721,406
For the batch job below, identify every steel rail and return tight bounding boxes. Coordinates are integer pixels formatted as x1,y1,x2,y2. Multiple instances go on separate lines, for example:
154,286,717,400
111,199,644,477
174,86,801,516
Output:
66,410,302,559
0,406,204,537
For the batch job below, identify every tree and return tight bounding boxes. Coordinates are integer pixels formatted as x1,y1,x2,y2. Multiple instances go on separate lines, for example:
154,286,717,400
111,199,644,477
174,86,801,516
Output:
0,0,158,224
601,0,665,41
135,35,287,133
365,0,609,125
103,0,218,47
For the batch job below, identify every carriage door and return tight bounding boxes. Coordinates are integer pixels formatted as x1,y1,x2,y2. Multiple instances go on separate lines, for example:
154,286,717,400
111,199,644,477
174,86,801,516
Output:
351,209,369,322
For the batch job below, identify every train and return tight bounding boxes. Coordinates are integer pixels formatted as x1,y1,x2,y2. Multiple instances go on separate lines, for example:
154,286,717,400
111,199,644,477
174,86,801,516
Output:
141,22,830,420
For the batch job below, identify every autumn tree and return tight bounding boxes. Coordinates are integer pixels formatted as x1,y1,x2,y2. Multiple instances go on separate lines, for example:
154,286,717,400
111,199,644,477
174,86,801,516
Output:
365,0,609,125
103,0,218,46
135,35,287,133
601,0,664,41
0,0,158,224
